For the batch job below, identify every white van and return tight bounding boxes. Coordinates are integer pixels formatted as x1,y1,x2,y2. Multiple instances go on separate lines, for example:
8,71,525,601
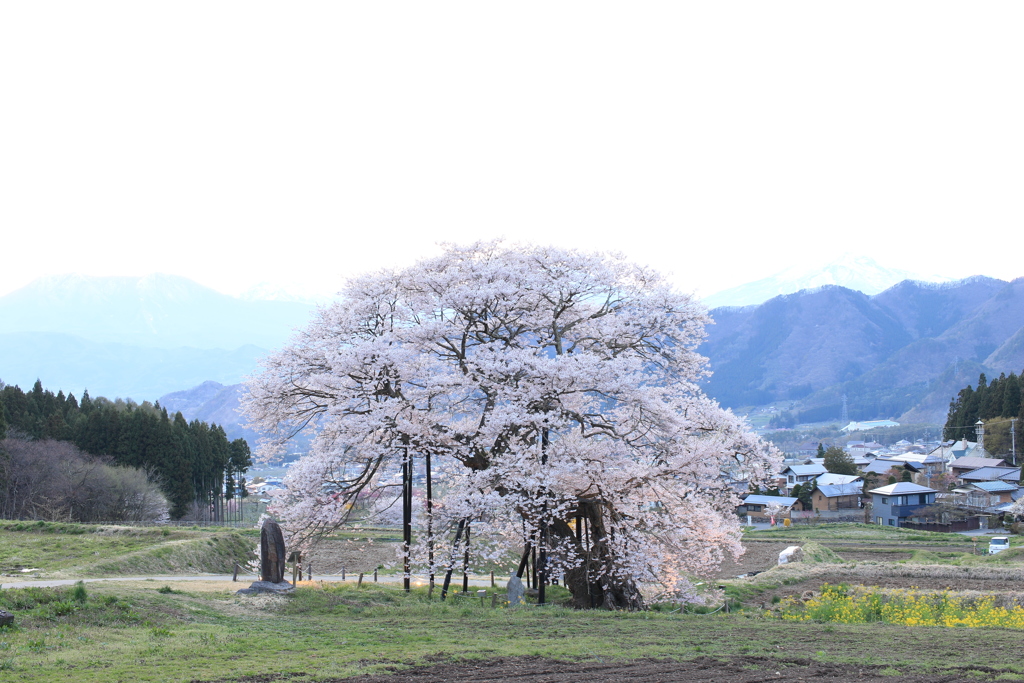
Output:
989,537,1010,555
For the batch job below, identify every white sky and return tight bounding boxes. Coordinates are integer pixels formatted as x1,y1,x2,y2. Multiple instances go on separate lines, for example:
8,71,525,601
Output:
2,2,1022,301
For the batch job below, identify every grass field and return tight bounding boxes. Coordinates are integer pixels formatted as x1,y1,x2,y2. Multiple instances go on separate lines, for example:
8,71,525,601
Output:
1,580,1024,682
3,521,1024,681
0,521,257,579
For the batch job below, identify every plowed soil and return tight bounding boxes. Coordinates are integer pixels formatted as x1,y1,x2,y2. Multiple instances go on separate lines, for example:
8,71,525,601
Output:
218,655,1002,682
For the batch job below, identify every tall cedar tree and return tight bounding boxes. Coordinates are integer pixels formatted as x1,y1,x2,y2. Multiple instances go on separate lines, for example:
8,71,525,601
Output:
823,446,858,475
0,380,250,519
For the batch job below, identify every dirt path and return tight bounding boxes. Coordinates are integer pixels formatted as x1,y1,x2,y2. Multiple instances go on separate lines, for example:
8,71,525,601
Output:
208,655,998,682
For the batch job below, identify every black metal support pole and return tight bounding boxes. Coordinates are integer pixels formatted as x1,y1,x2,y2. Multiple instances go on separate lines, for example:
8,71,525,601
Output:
426,451,434,591
440,519,466,600
402,446,412,593
462,523,470,593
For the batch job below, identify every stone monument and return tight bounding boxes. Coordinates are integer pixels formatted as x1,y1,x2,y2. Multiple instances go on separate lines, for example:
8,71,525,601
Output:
236,519,295,595
261,519,287,583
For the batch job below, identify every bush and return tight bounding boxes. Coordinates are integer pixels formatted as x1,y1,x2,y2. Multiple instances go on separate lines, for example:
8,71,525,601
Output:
0,439,168,522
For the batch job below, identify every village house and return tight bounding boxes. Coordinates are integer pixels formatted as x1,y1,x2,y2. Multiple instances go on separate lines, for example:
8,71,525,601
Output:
869,482,938,527
953,481,1018,510
780,464,827,494
810,482,864,512
737,494,800,522
950,456,1006,479
876,450,946,477
958,466,1020,486
815,472,864,487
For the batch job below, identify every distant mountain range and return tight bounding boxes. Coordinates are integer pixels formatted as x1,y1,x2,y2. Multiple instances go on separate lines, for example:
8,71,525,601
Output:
702,276,1024,424
2,268,1021,437
0,273,316,350
702,254,949,308
0,274,318,400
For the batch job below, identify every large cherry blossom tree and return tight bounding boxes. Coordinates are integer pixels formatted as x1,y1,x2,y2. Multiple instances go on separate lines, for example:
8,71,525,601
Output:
244,242,780,609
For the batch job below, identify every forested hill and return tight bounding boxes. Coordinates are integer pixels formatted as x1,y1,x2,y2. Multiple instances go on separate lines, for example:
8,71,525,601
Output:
0,380,251,518
943,372,1024,458
702,276,1024,423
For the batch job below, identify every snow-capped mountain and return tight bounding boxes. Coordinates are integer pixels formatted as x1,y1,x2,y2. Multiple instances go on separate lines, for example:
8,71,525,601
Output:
703,254,951,309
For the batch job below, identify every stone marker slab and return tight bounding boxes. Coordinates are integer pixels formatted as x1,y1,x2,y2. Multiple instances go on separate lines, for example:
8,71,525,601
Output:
506,575,525,606
0,610,13,627
261,519,287,584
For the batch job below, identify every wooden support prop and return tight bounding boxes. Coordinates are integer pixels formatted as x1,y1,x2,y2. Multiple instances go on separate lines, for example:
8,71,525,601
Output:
292,562,298,587
531,545,538,590
491,593,498,608
357,572,364,587
516,541,532,578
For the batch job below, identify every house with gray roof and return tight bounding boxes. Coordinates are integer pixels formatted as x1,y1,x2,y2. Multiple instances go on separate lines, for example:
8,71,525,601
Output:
816,473,864,487
869,482,938,527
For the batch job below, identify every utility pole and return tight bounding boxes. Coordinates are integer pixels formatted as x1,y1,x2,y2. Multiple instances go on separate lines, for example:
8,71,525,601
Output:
1012,418,1017,466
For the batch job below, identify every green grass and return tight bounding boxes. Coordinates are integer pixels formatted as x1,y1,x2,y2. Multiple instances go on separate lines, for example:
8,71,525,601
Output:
0,522,255,578
0,581,1022,681
745,522,976,544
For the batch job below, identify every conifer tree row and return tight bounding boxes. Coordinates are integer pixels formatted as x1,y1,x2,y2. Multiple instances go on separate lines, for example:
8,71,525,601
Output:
0,379,251,519
944,371,1024,458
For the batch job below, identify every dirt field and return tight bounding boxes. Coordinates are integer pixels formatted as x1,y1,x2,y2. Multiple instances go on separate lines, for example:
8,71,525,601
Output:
218,655,1001,682
303,538,403,575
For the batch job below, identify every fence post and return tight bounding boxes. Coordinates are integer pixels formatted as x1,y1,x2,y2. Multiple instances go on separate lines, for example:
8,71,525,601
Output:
373,569,377,582
358,572,364,587
490,571,494,587
232,563,239,582
342,567,346,581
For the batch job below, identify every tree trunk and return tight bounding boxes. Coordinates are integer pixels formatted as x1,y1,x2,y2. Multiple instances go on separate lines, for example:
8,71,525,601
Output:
549,501,645,610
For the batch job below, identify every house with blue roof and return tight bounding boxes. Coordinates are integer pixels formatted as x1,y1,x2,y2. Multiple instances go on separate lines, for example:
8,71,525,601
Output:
737,494,800,522
869,482,937,527
958,466,1020,485
810,482,863,512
